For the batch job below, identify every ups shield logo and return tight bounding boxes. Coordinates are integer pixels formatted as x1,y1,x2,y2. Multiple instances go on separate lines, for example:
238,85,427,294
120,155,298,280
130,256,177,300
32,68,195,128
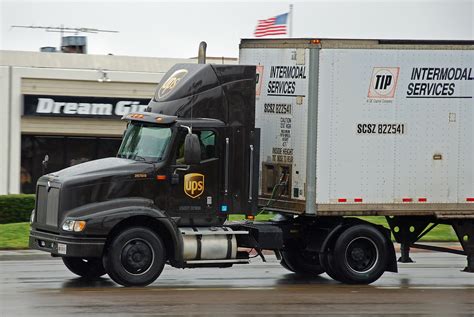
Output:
157,69,188,100
184,173,204,198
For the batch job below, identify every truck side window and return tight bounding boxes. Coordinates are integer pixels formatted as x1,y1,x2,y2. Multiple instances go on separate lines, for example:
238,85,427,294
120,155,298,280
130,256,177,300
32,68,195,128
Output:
199,131,216,160
175,130,216,163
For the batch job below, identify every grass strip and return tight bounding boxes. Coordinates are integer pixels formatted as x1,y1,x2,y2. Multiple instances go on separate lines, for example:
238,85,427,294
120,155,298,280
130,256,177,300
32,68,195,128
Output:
0,215,458,250
0,222,30,250
228,214,458,242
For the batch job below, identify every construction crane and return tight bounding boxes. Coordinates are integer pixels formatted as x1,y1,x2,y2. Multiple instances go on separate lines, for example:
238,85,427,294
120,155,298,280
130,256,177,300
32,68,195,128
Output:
11,25,119,53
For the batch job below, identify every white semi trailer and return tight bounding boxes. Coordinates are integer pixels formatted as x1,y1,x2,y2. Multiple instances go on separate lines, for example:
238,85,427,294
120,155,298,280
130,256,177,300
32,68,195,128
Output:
240,38,473,270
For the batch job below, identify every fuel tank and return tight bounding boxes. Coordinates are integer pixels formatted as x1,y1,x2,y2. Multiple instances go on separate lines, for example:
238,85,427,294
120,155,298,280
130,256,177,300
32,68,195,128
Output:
180,227,238,260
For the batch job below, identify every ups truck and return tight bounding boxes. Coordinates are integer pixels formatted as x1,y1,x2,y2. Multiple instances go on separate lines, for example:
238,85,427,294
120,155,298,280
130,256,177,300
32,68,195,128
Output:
30,39,473,287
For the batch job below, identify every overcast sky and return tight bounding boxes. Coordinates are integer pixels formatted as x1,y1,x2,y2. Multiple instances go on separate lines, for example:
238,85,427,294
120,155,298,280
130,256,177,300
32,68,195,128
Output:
1,0,472,58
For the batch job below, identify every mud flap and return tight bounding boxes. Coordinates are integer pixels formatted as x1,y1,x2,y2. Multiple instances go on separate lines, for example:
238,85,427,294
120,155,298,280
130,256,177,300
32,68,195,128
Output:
374,224,398,273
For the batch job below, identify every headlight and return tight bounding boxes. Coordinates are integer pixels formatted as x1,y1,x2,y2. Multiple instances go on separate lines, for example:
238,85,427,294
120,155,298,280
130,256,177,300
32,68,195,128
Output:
62,219,86,232
62,220,75,231
30,209,36,225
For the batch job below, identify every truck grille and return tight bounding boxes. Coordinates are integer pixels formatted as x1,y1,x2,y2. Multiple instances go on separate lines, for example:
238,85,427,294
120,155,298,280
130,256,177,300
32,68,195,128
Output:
36,185,60,227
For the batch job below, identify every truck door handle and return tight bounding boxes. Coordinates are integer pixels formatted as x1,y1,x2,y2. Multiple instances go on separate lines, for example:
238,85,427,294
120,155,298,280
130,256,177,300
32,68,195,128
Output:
170,165,190,185
225,137,229,195
248,144,254,201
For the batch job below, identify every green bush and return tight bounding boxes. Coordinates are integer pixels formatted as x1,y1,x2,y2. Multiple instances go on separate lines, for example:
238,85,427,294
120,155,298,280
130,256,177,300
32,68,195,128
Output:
0,194,35,224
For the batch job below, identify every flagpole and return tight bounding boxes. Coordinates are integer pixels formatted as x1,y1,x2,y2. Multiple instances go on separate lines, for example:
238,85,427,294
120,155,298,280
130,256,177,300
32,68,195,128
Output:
289,4,293,38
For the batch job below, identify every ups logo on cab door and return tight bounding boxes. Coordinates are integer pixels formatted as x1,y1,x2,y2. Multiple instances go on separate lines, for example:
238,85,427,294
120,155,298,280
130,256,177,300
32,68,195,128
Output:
184,173,204,198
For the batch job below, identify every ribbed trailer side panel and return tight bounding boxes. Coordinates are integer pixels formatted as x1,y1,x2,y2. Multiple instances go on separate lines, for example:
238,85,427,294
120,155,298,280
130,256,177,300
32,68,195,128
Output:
316,49,473,207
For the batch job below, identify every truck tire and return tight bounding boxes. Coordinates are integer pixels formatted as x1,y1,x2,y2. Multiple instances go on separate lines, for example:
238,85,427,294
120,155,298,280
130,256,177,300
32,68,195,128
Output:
319,250,344,282
280,257,292,271
281,250,325,276
62,257,106,279
332,224,388,284
103,227,166,287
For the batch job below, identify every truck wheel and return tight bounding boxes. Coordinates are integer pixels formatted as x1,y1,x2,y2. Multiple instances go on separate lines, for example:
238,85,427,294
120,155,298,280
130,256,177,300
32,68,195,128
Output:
280,257,292,271
319,250,344,282
281,250,325,276
332,224,388,284
103,227,166,287
62,257,106,279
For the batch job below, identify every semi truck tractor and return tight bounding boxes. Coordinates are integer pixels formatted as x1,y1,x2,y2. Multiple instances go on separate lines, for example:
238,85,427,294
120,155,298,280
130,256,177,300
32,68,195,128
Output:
30,39,473,287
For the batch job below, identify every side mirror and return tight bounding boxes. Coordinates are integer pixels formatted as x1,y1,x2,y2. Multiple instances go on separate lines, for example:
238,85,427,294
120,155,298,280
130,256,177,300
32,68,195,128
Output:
41,154,49,175
184,134,201,165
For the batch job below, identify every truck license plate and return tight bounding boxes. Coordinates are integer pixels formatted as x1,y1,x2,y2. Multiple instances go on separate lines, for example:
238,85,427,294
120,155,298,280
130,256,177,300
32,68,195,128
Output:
57,243,67,255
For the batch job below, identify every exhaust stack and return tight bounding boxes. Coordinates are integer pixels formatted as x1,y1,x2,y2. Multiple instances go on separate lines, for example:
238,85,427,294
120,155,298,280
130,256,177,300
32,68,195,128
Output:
198,41,207,64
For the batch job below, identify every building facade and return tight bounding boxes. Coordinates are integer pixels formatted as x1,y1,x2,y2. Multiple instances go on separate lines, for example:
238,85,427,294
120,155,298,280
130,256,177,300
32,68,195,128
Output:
0,50,236,194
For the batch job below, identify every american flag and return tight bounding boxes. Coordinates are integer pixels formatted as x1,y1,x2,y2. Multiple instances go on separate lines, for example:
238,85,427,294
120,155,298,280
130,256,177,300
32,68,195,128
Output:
254,13,288,37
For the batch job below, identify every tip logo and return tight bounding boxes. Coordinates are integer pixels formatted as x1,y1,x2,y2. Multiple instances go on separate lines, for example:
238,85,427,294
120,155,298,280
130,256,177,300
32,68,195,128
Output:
368,67,400,99
184,173,204,199
157,69,188,100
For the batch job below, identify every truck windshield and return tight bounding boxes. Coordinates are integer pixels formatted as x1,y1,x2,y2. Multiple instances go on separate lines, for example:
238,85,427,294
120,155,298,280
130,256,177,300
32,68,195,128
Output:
117,123,172,162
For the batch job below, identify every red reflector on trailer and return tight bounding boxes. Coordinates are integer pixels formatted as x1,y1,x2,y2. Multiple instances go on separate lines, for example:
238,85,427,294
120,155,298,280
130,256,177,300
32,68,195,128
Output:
338,198,347,203
402,198,412,202
467,198,474,202
418,198,427,202
354,198,363,202
156,175,167,181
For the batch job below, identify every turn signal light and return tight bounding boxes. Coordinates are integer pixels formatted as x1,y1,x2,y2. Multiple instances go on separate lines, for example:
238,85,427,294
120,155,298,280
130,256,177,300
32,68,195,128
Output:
246,215,255,220
156,175,167,181
310,39,321,44
73,221,87,232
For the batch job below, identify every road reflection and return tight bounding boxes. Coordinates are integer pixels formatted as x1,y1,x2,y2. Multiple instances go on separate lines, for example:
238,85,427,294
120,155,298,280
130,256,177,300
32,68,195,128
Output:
276,273,337,285
62,277,115,289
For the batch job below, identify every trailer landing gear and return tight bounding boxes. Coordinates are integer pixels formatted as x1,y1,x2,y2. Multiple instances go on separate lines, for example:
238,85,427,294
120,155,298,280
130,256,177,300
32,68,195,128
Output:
386,216,474,273
385,216,433,263
451,220,474,273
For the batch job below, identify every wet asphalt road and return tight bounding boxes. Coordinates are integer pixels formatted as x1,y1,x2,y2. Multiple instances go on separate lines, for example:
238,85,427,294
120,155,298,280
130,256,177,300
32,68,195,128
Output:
1,250,473,316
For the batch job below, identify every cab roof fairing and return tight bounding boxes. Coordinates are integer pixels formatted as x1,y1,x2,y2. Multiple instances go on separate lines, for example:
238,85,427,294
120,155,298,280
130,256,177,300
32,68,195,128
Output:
146,63,256,127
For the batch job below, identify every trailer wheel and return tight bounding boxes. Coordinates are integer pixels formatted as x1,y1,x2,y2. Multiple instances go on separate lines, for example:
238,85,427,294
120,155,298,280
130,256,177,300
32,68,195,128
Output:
62,257,106,279
332,224,388,284
281,250,325,276
103,227,166,287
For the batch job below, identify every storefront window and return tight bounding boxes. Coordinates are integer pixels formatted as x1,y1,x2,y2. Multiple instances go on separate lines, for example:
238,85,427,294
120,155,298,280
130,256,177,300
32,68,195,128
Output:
21,135,122,194
66,137,96,166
